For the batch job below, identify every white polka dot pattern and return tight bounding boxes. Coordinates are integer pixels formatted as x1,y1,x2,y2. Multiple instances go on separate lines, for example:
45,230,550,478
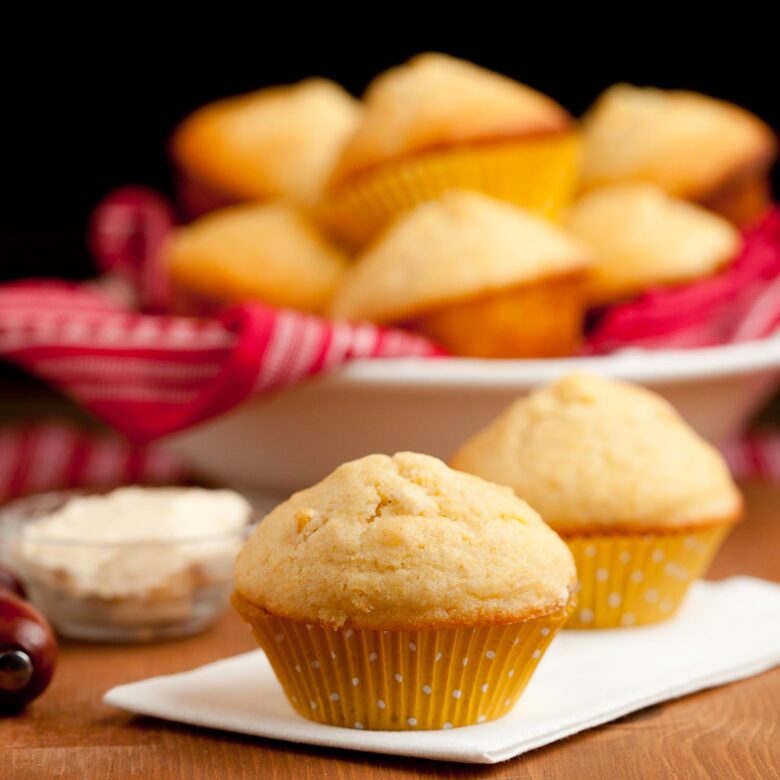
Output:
242,599,571,731
578,609,594,624
563,524,731,629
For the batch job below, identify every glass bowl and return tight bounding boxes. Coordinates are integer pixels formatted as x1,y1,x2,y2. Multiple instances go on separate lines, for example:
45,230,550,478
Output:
0,490,254,643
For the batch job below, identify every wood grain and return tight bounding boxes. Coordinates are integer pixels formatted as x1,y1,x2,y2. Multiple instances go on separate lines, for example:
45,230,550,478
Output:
3,480,779,780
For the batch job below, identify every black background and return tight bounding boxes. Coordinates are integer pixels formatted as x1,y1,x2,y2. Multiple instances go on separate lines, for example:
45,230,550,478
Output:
3,27,779,283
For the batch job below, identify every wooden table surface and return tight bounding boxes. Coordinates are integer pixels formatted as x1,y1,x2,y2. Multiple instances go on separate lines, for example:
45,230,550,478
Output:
3,480,779,780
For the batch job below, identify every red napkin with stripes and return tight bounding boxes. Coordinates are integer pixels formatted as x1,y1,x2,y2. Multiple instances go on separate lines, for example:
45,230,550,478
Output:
585,208,780,352
1,187,779,448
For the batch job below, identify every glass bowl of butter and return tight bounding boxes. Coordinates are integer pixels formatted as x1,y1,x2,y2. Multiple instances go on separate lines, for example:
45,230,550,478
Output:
0,487,253,642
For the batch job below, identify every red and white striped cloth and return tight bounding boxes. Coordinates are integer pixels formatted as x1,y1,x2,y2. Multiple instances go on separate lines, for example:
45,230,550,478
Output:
0,292,442,449
721,434,780,482
0,281,441,442
0,422,186,503
1,187,779,447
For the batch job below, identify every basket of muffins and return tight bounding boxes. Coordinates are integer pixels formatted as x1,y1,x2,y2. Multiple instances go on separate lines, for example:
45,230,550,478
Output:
230,373,742,730
158,52,779,358
89,56,769,731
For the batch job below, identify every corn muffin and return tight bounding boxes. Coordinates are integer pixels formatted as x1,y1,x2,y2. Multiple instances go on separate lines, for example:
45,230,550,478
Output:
166,202,348,315
580,84,776,226
330,190,591,357
172,79,362,215
233,451,575,729
318,53,579,248
452,375,742,628
567,183,742,304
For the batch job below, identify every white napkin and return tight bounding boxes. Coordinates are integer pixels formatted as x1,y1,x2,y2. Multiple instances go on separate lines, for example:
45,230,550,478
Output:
105,577,780,764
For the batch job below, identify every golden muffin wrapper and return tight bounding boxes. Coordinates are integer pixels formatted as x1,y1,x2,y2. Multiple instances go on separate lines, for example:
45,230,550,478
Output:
236,599,573,730
318,132,580,249
413,271,586,358
564,522,733,629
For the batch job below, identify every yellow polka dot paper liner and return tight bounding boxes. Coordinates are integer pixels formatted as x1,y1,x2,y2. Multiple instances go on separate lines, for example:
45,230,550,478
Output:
564,523,732,629
317,132,580,249
233,596,573,730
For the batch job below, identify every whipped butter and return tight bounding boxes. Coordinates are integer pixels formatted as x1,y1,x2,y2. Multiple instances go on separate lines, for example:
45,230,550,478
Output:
17,487,251,600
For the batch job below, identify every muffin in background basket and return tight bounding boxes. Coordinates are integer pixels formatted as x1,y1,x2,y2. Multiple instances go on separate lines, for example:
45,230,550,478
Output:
318,53,580,248
452,374,742,629
567,182,742,304
172,79,362,216
579,84,777,226
166,201,348,316
329,190,591,358
232,451,575,730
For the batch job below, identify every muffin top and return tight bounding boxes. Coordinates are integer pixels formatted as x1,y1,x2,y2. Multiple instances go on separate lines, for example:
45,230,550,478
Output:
167,202,348,313
452,375,742,533
172,78,362,204
234,452,575,629
580,84,776,200
567,183,741,304
330,190,590,323
329,53,572,184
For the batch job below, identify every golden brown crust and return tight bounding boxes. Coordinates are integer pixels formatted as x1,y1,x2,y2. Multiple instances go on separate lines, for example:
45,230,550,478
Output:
566,183,742,304
580,84,777,204
329,53,571,185
553,507,743,538
233,452,576,630
451,375,744,531
698,170,773,227
330,190,590,323
172,78,362,205
232,589,576,633
166,202,348,314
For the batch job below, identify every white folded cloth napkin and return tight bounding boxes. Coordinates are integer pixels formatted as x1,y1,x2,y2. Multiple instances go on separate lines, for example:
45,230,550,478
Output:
105,577,780,764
